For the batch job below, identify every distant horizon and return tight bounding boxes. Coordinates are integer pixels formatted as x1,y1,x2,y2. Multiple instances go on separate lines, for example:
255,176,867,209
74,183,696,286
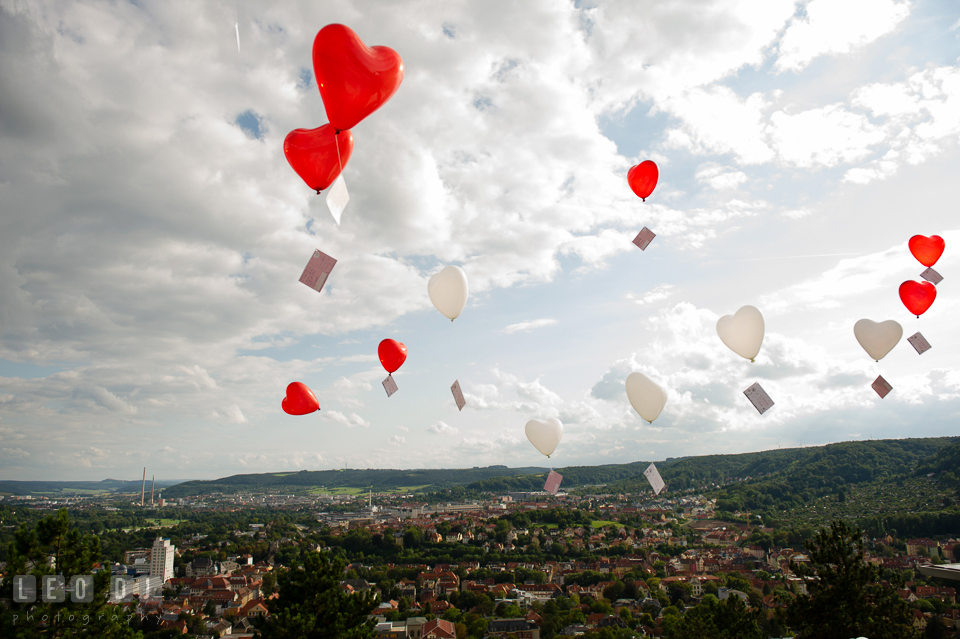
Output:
3,434,955,483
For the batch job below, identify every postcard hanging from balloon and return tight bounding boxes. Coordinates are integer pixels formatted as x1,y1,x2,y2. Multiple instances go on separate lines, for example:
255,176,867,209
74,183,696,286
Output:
872,375,892,399
299,249,338,293
382,374,398,397
633,227,656,251
644,463,665,495
743,382,774,415
451,380,466,411
920,268,943,285
908,332,931,355
544,470,563,495
326,175,349,225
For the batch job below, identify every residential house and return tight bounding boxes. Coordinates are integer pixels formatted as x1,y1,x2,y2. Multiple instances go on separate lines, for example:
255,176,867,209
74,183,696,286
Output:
420,619,456,638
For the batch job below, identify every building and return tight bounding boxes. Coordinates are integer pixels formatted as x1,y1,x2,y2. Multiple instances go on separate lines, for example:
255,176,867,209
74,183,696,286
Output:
420,619,456,638
486,618,541,639
150,537,175,582
186,557,218,578
374,616,427,639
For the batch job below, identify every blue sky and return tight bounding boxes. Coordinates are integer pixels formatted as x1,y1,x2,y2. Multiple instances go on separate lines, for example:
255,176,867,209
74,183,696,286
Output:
1,0,958,480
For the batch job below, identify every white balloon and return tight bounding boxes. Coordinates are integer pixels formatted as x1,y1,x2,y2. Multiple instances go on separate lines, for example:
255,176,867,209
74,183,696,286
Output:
716,305,764,362
854,319,902,361
525,418,563,458
428,265,469,321
625,372,668,423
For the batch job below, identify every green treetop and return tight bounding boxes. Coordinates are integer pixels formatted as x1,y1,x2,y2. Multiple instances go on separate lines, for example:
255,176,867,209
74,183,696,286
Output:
780,520,919,639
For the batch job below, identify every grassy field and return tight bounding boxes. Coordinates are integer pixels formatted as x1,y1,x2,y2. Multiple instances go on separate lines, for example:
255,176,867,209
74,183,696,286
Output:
591,520,625,529
306,487,366,495
306,485,431,496
142,519,183,527
393,485,430,493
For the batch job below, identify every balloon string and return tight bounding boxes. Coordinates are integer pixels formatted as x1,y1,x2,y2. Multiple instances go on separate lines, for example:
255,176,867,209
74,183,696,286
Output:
334,131,344,177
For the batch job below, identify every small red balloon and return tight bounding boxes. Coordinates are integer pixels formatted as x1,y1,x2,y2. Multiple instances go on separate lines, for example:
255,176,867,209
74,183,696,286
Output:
283,125,353,192
378,339,407,374
899,280,937,317
313,24,404,132
908,235,945,267
627,160,659,201
282,382,320,415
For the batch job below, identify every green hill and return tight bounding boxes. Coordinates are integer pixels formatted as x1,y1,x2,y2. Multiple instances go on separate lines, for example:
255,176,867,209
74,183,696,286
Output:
161,436,960,500
8,437,958,505
160,466,551,498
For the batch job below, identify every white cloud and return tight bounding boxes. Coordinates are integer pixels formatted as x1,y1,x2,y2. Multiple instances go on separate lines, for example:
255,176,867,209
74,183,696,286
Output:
627,284,675,306
695,164,748,190
662,87,773,164
428,421,457,435
759,233,958,315
843,150,900,184
2,447,30,458
769,104,886,168
1,1,958,479
580,0,796,106
502,319,559,334
322,411,370,429
775,0,910,73
389,435,406,446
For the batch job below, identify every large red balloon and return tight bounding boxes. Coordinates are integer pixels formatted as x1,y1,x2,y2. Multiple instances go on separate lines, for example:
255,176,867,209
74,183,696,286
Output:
283,125,354,193
627,161,659,201
908,235,945,267
378,339,407,374
899,280,937,317
282,382,320,415
313,24,404,132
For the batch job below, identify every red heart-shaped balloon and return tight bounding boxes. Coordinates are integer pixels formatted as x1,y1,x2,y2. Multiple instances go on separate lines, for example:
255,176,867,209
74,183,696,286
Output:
313,24,404,132
283,125,353,193
628,160,659,201
908,234,945,267
899,280,937,317
378,339,407,374
282,382,320,415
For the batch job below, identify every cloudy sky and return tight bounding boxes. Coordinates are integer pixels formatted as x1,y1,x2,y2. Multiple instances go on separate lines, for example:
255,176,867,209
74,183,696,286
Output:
1,0,958,481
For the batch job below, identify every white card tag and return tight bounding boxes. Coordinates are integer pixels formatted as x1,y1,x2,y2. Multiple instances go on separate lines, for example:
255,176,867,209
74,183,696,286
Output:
325,175,349,225
872,375,892,399
643,463,665,495
544,470,563,495
743,382,774,415
632,227,656,251
299,249,337,293
907,332,931,355
920,268,943,285
382,374,398,397
451,380,465,411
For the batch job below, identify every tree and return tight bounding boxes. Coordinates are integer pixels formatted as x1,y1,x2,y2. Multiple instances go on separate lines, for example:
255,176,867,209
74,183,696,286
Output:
0,508,142,639
667,594,764,639
781,520,919,639
255,551,378,639
925,615,947,639
261,570,278,596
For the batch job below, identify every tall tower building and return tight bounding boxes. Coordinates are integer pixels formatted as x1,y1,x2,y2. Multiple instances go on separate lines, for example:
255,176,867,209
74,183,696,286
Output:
150,537,175,582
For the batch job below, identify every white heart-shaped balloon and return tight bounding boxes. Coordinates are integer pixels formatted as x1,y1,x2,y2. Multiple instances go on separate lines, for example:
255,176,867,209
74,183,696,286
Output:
853,319,902,361
625,372,668,424
716,305,764,362
525,417,563,458
428,265,469,321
